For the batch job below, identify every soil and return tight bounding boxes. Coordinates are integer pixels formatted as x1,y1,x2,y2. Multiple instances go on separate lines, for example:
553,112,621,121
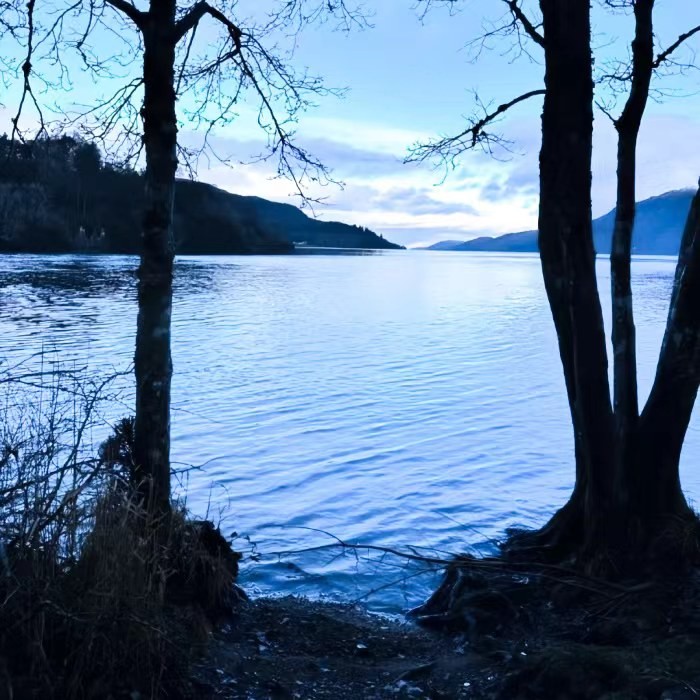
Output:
189,567,700,700
192,596,491,699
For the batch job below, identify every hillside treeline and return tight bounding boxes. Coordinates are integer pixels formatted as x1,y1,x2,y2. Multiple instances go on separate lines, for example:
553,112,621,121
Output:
0,136,292,254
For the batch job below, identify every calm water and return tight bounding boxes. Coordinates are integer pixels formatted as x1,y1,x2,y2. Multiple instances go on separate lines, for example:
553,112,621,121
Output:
1,251,697,612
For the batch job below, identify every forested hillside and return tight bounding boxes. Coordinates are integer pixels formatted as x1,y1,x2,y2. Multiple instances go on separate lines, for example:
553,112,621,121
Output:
0,137,400,254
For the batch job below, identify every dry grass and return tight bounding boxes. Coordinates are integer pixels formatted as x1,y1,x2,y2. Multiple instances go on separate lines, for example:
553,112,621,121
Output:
0,358,240,699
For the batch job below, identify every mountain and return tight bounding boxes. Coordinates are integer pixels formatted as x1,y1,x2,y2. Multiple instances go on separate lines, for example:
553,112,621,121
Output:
425,189,694,255
591,189,693,255
420,239,467,251
441,230,538,252
0,136,400,255
216,194,403,250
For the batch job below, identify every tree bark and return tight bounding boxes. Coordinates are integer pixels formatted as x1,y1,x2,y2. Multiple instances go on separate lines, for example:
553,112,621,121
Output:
638,185,700,518
132,1,178,516
536,0,615,545
507,0,699,567
611,0,653,488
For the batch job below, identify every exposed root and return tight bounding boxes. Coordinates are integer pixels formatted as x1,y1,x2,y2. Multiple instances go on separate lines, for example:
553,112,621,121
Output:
502,494,585,564
411,503,700,640
410,546,700,698
502,495,700,579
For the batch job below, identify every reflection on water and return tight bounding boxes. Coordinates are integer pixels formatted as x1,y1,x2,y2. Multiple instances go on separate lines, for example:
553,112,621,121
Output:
0,251,696,613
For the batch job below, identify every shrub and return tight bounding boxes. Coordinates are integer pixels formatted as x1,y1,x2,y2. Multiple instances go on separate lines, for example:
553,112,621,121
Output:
0,359,241,698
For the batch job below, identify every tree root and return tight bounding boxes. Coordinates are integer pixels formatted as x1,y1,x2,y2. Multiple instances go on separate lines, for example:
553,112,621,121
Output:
410,507,700,648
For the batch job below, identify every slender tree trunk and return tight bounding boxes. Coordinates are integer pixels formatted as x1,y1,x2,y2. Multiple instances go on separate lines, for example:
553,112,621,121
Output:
611,130,640,472
133,3,178,516
611,0,653,492
535,0,615,550
609,0,693,536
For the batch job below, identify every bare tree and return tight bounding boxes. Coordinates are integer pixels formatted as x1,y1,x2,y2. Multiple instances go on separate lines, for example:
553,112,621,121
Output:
45,0,365,516
410,0,700,569
0,0,45,143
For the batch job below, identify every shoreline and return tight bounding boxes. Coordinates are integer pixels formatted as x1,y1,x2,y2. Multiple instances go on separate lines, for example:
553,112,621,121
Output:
194,595,484,699
191,573,700,699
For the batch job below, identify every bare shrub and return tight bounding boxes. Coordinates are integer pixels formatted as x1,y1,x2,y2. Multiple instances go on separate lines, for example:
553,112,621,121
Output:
0,357,241,698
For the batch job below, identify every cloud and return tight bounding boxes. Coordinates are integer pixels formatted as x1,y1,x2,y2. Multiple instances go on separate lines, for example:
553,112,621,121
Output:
189,128,539,247
479,169,538,203
479,180,508,202
368,187,480,215
301,138,405,177
184,106,700,251
300,116,429,156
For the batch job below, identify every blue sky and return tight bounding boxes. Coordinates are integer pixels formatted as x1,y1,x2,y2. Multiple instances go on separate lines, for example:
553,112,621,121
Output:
193,0,700,247
6,0,700,247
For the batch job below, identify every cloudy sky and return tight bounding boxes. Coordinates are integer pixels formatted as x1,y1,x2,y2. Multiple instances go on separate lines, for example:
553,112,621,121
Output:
190,0,700,248
10,0,700,247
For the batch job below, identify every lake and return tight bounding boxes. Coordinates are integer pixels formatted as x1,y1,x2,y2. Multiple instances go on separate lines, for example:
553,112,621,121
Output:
0,251,697,613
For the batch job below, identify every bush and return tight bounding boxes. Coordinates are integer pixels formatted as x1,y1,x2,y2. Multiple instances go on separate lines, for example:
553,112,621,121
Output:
0,359,241,699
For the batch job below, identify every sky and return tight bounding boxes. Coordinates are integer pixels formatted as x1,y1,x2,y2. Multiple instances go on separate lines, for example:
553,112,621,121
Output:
6,0,700,247
196,0,700,247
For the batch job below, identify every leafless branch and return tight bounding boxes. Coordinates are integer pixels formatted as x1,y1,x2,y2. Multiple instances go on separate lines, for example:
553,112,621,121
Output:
173,0,236,43
104,0,144,28
654,24,700,69
595,98,617,125
405,89,545,171
168,2,353,204
421,0,544,62
10,0,47,144
262,0,370,34
503,0,544,47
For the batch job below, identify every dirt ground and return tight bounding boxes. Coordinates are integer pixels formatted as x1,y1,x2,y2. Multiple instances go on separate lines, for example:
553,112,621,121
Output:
192,596,493,699
188,581,700,700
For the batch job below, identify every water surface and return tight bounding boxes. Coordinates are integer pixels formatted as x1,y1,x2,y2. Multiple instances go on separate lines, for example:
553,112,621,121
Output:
0,251,696,612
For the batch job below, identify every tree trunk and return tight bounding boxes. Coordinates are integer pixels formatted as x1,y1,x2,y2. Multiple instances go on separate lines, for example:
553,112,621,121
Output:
524,0,695,566
637,185,700,519
132,3,178,516
608,0,693,542
535,0,615,553
611,130,640,473
611,0,654,492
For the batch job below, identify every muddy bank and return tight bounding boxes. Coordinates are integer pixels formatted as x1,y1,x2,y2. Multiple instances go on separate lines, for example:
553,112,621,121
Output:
192,597,488,699
190,580,700,700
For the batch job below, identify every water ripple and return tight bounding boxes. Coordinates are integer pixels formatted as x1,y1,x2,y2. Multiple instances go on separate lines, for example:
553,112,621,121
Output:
0,251,696,613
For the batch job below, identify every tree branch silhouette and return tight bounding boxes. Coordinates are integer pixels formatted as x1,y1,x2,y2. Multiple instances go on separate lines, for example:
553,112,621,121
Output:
405,89,545,170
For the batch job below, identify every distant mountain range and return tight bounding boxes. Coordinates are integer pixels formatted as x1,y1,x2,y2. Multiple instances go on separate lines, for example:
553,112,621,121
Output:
424,190,694,255
0,136,402,255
